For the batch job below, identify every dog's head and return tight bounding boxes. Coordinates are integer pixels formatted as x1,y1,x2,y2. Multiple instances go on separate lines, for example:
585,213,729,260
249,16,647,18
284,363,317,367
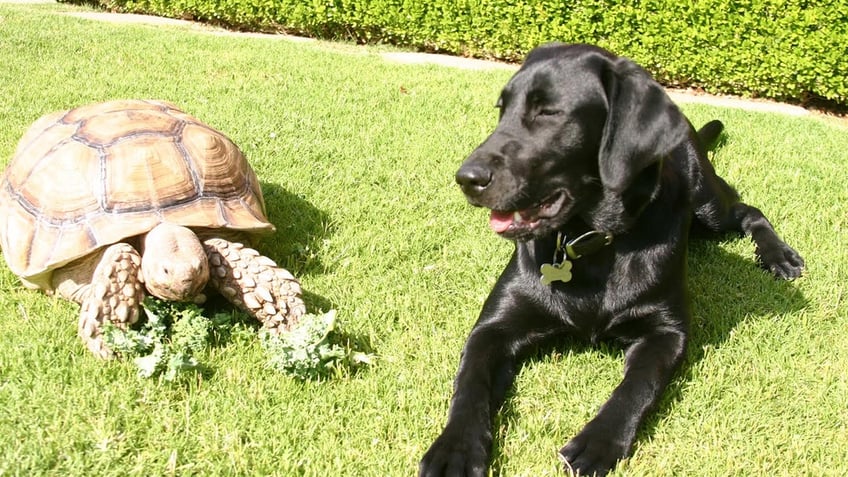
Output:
456,43,692,240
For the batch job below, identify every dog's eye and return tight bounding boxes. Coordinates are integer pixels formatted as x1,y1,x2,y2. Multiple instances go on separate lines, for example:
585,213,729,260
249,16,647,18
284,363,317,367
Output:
538,109,561,116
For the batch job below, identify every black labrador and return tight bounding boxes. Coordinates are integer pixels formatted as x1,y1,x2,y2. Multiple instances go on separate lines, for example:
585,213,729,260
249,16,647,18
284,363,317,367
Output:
419,43,804,477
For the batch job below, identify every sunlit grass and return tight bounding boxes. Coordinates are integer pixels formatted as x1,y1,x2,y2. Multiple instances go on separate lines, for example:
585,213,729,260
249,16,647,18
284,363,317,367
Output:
0,3,846,475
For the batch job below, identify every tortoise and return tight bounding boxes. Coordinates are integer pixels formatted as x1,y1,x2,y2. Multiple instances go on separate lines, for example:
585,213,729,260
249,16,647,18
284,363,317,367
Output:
0,99,306,358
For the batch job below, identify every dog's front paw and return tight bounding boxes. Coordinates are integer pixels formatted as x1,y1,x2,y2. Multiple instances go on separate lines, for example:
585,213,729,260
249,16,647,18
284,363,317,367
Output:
756,241,805,280
419,428,490,477
558,427,629,477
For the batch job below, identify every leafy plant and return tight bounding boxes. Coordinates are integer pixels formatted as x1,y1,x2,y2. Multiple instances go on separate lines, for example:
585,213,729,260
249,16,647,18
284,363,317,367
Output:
103,297,215,381
103,298,372,381
261,309,373,381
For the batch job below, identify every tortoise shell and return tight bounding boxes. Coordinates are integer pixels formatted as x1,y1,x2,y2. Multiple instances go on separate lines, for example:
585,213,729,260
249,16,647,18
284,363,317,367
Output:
0,99,274,289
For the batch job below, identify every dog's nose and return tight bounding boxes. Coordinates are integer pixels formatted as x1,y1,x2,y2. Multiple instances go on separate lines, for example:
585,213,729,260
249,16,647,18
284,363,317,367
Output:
456,164,493,196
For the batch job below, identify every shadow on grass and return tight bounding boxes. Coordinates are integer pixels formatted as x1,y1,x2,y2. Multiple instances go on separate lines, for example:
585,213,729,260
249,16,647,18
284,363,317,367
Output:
259,181,333,280
255,181,342,310
490,240,808,473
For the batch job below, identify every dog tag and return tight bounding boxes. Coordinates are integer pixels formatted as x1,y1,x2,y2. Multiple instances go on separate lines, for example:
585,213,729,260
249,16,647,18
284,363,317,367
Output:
540,260,572,285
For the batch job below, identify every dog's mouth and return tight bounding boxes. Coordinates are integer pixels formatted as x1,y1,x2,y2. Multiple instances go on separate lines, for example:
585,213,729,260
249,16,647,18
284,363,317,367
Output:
488,191,568,236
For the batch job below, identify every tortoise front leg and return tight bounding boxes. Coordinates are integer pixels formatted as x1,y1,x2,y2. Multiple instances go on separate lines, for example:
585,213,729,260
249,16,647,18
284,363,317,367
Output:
203,238,306,333
74,243,146,358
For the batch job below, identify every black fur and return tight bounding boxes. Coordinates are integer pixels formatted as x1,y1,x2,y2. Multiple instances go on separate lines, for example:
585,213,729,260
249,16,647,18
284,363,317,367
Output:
419,43,804,477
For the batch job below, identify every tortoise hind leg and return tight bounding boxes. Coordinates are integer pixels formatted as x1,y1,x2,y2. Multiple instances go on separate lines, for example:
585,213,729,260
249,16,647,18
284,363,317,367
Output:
203,238,306,334
74,243,146,358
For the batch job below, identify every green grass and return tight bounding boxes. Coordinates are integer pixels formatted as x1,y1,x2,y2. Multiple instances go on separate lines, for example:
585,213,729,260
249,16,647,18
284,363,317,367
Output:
1,3,847,476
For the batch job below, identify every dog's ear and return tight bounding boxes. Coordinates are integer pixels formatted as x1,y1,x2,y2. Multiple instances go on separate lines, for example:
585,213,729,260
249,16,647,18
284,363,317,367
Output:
598,59,691,194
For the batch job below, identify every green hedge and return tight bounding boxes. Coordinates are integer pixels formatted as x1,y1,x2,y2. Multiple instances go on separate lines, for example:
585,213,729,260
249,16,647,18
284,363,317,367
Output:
62,0,848,106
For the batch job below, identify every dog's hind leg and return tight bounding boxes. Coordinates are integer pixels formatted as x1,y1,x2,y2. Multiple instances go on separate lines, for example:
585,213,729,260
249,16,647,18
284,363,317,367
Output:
725,201,805,279
689,123,805,279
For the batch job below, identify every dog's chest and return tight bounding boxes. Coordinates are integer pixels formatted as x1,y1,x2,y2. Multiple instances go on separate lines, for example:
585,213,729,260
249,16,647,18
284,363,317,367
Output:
522,240,647,338
546,268,615,335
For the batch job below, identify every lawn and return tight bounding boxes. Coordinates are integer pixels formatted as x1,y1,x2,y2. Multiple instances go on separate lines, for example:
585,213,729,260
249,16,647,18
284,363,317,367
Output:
1,3,846,476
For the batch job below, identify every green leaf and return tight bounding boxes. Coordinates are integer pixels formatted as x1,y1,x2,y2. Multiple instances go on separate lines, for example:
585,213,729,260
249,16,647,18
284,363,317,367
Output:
260,310,374,380
133,343,166,379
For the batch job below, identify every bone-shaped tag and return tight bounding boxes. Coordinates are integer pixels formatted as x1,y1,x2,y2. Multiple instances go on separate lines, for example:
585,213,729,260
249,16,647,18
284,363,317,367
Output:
540,260,572,285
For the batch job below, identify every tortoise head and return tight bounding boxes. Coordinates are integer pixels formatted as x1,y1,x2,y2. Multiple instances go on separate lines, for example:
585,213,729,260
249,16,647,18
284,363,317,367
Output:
141,223,210,301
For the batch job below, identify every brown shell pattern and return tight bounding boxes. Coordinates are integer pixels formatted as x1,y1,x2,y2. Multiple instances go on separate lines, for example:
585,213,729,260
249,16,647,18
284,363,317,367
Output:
0,99,275,288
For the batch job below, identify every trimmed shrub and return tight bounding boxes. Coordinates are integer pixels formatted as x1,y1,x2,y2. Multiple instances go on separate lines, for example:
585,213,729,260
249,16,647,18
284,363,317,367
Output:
60,0,848,106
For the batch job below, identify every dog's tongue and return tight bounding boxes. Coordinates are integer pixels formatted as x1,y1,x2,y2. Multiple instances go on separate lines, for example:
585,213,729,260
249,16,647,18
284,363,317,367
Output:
489,210,514,233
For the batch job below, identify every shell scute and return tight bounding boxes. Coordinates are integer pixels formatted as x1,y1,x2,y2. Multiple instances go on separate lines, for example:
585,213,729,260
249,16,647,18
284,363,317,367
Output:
31,141,102,220
77,109,184,146
105,134,197,212
62,99,177,123
181,123,248,197
6,120,79,190
12,110,68,160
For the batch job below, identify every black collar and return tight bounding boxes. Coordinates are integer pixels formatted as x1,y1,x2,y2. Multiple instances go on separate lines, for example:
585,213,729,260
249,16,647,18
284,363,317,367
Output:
559,230,614,260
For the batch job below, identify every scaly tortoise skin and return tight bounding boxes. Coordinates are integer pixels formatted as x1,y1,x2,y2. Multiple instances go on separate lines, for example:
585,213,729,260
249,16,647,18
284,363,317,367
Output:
0,99,305,358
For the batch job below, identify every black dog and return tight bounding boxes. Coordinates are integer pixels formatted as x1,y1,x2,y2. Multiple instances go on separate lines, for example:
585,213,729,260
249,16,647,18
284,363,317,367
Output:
419,43,804,477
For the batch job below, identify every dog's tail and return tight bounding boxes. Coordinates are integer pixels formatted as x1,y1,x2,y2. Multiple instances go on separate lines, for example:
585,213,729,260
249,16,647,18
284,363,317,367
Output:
697,120,724,150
